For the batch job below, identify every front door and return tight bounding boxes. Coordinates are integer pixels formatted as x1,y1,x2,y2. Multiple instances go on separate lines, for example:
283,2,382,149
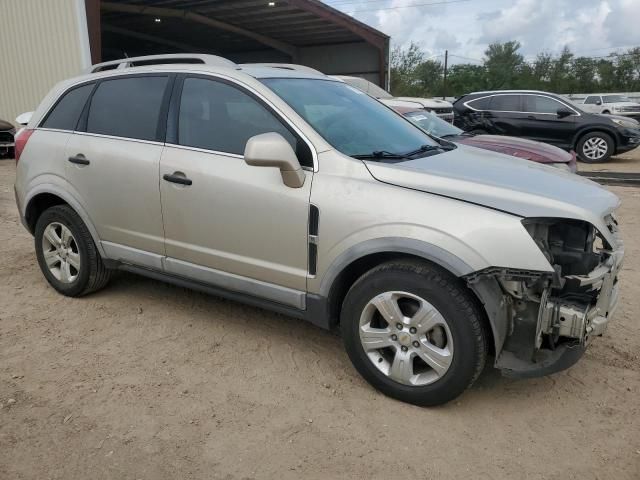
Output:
159,76,313,304
519,94,577,149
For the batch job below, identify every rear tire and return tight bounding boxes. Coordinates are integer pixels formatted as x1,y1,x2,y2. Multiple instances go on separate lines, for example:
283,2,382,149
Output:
577,131,614,163
35,205,111,297
340,260,487,406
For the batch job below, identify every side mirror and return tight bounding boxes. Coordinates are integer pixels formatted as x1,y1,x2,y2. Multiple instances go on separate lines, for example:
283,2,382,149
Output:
557,108,573,119
596,100,602,106
15,111,33,126
244,132,305,188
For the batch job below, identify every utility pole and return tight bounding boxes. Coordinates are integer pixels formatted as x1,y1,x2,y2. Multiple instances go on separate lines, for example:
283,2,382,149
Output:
443,50,448,100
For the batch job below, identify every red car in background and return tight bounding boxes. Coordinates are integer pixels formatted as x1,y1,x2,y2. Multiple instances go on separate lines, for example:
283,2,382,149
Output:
396,107,578,172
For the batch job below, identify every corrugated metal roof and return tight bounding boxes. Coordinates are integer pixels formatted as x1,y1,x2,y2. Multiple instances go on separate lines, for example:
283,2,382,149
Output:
101,0,389,56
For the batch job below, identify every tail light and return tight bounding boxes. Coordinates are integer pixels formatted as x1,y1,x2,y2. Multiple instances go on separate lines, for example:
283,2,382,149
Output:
14,128,34,164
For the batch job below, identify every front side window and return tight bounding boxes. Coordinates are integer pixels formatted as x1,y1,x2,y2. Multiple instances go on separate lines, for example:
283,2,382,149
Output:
178,77,309,164
86,76,169,141
523,95,566,114
584,96,601,105
41,84,94,131
489,95,522,112
262,78,438,157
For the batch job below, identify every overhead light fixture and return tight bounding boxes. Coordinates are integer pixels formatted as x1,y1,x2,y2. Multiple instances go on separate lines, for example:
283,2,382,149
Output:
268,2,275,6
154,17,162,23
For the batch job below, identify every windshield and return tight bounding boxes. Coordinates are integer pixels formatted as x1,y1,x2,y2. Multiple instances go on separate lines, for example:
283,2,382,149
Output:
405,111,462,137
603,95,632,103
262,78,439,157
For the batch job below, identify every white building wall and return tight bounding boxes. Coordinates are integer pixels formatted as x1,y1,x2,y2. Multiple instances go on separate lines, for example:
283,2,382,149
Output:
0,0,90,124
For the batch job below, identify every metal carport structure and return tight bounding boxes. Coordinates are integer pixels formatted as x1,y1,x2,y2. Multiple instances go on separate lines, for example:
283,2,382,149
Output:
87,0,390,87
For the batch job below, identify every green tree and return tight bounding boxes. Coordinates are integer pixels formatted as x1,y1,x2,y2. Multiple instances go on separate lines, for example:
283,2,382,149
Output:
484,41,524,89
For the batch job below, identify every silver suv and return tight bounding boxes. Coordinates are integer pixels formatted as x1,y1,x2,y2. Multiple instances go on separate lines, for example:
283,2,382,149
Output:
14,54,624,406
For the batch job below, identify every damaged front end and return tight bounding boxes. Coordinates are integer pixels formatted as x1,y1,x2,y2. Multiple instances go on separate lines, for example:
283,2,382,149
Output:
467,215,624,378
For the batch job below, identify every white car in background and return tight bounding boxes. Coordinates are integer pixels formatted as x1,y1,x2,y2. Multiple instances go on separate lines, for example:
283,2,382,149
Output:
580,94,640,118
332,75,455,123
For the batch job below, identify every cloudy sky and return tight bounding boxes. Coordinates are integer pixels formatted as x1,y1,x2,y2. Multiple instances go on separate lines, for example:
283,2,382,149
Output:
322,0,640,63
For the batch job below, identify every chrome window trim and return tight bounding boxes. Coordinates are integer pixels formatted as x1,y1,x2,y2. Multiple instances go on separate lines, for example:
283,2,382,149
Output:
163,142,314,171
463,93,581,116
74,131,165,146
37,127,73,134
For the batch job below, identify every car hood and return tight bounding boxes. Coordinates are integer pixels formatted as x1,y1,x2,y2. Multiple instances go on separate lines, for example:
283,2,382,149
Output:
395,97,453,109
364,144,619,241
0,119,14,131
455,135,573,163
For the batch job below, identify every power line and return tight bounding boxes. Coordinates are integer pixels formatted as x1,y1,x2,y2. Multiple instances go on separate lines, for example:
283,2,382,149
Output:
327,0,473,13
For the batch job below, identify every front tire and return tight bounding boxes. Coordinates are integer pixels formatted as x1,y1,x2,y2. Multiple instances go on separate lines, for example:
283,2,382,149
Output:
35,205,111,297
577,131,614,163
340,260,487,406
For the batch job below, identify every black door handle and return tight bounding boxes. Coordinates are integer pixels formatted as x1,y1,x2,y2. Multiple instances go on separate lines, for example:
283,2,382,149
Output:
527,115,537,120
68,154,90,165
163,173,193,186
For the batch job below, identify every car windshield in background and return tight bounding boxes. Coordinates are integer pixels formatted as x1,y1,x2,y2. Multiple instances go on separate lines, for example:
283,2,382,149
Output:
405,111,463,137
262,78,439,158
603,95,632,103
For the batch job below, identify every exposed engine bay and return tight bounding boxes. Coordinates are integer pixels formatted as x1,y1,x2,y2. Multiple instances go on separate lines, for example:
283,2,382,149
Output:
466,215,624,376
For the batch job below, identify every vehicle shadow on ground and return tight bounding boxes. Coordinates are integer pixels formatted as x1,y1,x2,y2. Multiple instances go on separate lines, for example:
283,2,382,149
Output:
95,271,562,408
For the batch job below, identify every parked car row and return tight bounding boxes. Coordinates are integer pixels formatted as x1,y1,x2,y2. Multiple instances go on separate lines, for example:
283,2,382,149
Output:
14,54,624,406
453,90,640,163
333,75,455,123
579,94,640,118
393,107,577,172
0,119,15,158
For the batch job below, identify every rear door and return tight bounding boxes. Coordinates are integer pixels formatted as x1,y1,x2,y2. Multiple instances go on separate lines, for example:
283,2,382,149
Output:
64,74,172,266
484,94,526,136
519,94,577,149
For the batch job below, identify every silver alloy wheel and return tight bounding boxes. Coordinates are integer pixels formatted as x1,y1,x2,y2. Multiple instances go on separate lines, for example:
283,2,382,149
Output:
359,291,454,386
42,222,80,284
582,137,609,161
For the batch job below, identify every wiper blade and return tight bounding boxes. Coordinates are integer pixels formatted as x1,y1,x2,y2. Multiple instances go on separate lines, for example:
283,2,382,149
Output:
401,144,440,157
352,150,407,160
352,145,440,161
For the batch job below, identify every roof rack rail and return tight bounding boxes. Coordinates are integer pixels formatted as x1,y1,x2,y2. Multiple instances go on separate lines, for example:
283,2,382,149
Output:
240,63,324,75
88,54,237,73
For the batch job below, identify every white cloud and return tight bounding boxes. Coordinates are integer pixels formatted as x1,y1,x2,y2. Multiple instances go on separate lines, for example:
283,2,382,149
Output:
327,0,640,62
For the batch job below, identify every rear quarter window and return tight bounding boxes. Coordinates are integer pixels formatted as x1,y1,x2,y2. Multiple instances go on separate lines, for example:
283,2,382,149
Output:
86,76,169,141
41,84,94,131
465,96,491,111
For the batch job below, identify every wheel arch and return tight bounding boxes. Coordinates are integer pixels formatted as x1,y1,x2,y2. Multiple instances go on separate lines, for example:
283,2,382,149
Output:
316,238,499,354
23,185,106,258
572,127,618,151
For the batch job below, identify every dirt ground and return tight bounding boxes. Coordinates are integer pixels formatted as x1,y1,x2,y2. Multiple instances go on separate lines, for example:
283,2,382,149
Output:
1,153,639,480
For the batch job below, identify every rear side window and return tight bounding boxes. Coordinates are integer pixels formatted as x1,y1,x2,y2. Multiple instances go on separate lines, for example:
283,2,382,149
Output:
86,76,169,141
41,84,93,131
489,95,521,112
466,96,491,110
178,77,311,165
